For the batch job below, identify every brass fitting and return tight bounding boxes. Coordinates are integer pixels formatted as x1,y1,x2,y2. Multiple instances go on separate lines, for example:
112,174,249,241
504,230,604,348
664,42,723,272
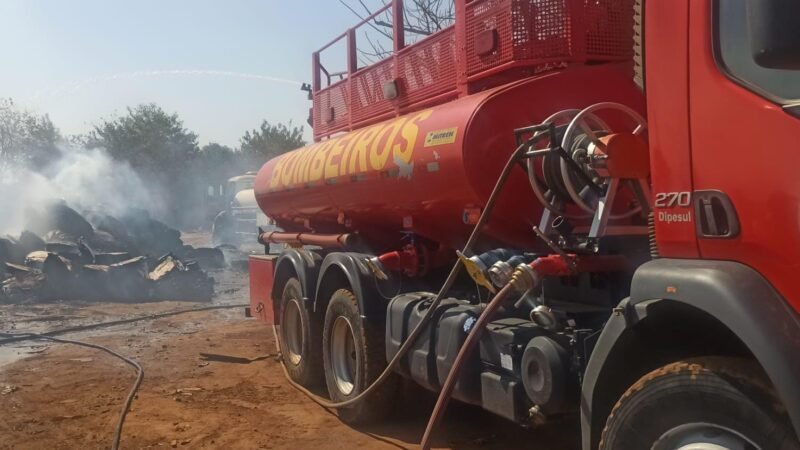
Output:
509,263,540,294
364,257,389,280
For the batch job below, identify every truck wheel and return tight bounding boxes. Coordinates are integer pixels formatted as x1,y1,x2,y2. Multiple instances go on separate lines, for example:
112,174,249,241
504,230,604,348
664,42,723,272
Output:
600,357,799,450
322,288,397,424
278,278,322,387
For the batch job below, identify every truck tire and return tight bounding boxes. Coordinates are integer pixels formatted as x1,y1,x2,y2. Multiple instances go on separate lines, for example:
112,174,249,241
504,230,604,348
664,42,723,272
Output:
322,288,397,424
278,278,322,387
600,357,800,450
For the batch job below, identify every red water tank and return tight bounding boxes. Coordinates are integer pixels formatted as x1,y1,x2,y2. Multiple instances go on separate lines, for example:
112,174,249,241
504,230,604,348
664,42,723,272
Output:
255,64,644,253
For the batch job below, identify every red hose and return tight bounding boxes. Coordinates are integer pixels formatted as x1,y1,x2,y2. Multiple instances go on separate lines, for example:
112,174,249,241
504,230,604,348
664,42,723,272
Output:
419,283,517,450
418,253,627,448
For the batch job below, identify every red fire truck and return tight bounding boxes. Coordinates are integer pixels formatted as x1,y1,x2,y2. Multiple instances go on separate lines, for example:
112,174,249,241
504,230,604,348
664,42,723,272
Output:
249,0,800,448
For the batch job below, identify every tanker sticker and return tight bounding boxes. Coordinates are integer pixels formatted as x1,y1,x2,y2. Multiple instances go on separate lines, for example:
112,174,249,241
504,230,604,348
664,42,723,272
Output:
424,127,458,147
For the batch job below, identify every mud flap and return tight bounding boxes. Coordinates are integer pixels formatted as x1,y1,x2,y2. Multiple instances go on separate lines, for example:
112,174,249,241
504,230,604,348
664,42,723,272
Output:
249,255,278,324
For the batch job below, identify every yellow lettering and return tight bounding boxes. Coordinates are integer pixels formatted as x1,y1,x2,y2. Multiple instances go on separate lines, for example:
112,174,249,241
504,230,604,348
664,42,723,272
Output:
349,126,382,174
338,129,365,176
289,148,303,186
291,143,315,185
270,156,287,189
309,139,334,182
369,118,408,171
325,135,351,179
273,109,433,188
396,109,433,164
280,151,302,187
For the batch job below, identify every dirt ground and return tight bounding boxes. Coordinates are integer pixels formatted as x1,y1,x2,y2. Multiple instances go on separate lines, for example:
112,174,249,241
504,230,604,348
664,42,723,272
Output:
0,237,580,450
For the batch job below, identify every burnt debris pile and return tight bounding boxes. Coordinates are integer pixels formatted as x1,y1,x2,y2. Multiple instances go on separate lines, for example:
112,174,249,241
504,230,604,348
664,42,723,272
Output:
0,201,224,304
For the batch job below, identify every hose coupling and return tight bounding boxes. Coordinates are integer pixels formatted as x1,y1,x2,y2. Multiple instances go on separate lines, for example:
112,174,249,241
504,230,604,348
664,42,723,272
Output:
509,263,541,294
488,260,514,287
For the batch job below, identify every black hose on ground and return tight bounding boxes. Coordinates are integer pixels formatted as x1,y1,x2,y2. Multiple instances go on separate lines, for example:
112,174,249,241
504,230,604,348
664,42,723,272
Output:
0,303,249,346
0,303,250,450
277,130,544,410
0,331,144,450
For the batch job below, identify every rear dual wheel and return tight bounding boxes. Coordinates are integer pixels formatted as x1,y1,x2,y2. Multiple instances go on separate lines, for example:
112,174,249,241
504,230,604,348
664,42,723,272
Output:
278,278,323,387
322,289,397,424
600,357,800,450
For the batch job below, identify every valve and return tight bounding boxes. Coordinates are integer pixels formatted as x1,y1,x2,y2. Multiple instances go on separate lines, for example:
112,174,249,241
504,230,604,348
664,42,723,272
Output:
530,305,559,331
505,252,629,329
458,249,535,293
366,243,432,278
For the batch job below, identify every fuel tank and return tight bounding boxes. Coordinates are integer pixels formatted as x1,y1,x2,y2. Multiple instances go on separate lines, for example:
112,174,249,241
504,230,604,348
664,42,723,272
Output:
255,64,644,252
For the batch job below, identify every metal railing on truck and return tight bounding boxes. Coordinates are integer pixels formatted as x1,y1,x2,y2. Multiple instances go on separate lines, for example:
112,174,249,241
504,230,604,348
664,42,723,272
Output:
312,0,634,141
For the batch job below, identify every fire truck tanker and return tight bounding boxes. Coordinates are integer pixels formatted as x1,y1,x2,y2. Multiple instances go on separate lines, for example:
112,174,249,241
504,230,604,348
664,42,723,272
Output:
248,1,800,448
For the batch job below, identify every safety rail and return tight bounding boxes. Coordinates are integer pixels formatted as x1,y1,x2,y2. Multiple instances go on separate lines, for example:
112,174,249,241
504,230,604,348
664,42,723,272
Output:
312,0,633,140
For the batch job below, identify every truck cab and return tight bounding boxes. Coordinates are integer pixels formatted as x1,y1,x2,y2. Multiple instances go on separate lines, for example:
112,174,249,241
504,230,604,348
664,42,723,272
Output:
580,1,800,448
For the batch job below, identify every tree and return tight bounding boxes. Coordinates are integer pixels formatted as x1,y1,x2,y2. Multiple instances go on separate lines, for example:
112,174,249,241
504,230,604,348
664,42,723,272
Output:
240,121,305,163
199,142,245,186
86,103,199,174
85,104,202,227
200,142,238,164
0,98,62,170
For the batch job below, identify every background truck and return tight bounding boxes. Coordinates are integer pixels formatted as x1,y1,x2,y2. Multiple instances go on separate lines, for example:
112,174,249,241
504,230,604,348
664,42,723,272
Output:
248,0,800,448
211,173,273,249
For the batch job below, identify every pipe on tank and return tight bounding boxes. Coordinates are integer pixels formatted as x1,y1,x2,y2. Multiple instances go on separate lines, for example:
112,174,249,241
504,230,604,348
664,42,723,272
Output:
257,231,356,249
375,246,421,276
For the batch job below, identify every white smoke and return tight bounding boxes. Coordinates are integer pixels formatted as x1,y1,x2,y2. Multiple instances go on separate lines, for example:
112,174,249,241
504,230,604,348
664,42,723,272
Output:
0,146,161,235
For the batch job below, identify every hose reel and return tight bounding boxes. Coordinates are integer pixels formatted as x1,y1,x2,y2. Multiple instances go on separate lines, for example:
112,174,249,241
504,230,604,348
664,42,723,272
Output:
527,109,611,221
527,103,652,239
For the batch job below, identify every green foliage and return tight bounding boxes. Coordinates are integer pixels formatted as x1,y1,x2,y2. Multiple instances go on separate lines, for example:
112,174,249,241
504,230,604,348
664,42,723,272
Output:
240,120,305,161
0,98,62,170
201,142,236,158
86,103,200,173
199,142,246,186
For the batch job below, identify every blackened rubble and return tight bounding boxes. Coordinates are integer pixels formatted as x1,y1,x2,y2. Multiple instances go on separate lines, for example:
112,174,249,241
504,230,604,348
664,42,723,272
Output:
1,200,221,304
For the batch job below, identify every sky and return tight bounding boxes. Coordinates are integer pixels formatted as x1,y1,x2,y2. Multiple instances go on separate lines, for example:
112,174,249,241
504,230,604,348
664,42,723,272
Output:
0,0,377,147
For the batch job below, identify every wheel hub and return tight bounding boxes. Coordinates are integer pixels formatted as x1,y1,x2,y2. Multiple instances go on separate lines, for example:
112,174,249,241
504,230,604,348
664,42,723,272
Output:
654,423,761,450
282,299,304,366
331,316,357,396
